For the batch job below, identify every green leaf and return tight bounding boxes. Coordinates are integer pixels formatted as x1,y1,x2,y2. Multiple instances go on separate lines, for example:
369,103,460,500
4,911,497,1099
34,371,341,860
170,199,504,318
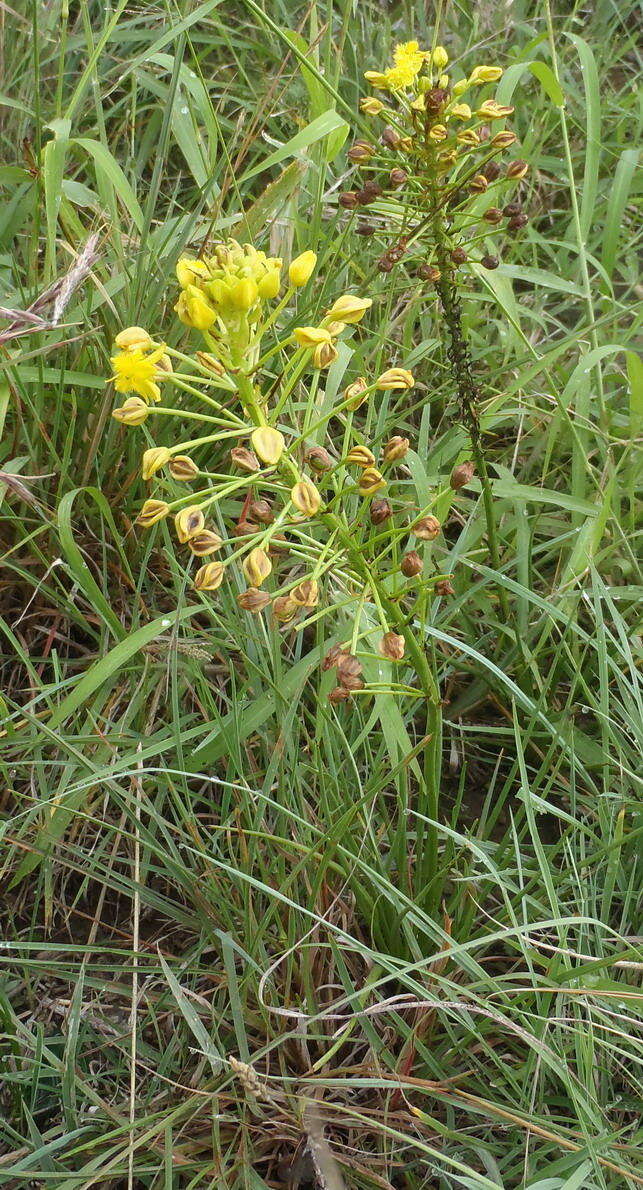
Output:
565,35,601,241
601,149,639,279
158,951,222,1074
627,351,643,438
239,110,348,183
72,138,144,231
57,487,130,641
528,61,564,107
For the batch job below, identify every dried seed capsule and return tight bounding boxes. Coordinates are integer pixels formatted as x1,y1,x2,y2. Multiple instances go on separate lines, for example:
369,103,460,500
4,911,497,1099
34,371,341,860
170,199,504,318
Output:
413,515,441,541
233,520,256,539
370,497,392,525
379,631,405,661
175,505,205,543
189,530,224,557
388,167,408,188
343,377,368,410
329,685,352,705
508,213,529,230
136,499,169,528
356,187,378,206
339,191,359,209
273,595,298,623
251,426,285,465
291,480,321,516
358,466,386,495
483,161,501,182
469,174,489,193
483,207,504,224
347,444,376,468
481,254,499,269
237,587,271,613
267,533,289,555
243,548,272,586
169,455,199,481
506,159,529,179
435,579,455,597
381,125,402,149
450,247,467,265
195,351,226,376
450,460,475,489
291,578,319,607
401,550,423,577
425,87,448,112
348,140,375,163
193,561,225,592
382,435,410,463
248,499,274,525
230,446,260,473
377,255,395,273
356,222,376,237
336,657,363,691
305,445,333,472
503,201,522,217
490,130,517,149
322,644,349,672
112,396,149,426
417,264,441,282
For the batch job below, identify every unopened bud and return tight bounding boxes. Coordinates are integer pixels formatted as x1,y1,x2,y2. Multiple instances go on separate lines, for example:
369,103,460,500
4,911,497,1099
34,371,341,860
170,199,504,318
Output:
379,631,405,661
450,460,475,489
401,550,423,577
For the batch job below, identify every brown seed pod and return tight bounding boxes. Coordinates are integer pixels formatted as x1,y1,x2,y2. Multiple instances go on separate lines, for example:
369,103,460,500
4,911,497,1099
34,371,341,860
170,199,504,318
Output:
506,159,529,179
356,222,376,237
388,167,408,188
483,161,501,182
417,264,441,282
339,191,359,209
483,207,504,224
450,247,467,265
382,435,409,463
435,579,455,597
230,446,260,473
322,644,348,672
291,578,319,607
481,254,500,270
305,445,333,472
503,201,522,217
272,595,298,622
370,497,392,525
401,550,423,578
237,587,271,613
336,653,363,689
248,499,274,525
450,460,475,489
377,255,395,273
189,530,224,557
508,213,529,230
329,685,352,705
425,87,448,112
490,130,517,149
379,631,405,661
413,515,441,541
381,125,402,149
348,140,374,163
469,174,489,194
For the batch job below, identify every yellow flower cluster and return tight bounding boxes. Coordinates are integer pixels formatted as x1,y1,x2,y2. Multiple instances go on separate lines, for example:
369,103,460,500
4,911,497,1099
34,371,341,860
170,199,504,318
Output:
175,241,283,332
110,327,172,404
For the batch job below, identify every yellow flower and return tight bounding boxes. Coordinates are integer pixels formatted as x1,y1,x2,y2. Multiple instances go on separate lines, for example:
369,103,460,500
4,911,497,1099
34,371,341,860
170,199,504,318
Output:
291,480,321,516
176,258,211,288
376,368,415,390
293,326,332,348
114,326,154,351
175,505,206,543
360,97,384,115
110,345,167,403
385,40,427,89
243,547,272,586
141,446,171,480
476,100,514,120
257,268,281,299
174,285,216,330
428,124,448,142
112,396,149,426
325,295,372,325
289,251,317,287
469,65,503,85
251,426,284,465
448,102,471,120
430,46,449,71
136,499,170,528
228,277,259,311
193,561,225,592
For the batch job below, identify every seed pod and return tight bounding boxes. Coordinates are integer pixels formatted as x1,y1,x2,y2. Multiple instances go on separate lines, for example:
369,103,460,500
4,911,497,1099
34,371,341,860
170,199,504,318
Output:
291,480,321,516
490,130,517,149
356,188,377,206
503,201,522,217
339,191,359,209
312,340,339,369
336,653,363,690
388,167,408,188
483,161,501,182
169,455,199,481
379,631,405,661
141,446,171,480
112,396,149,426
291,578,319,607
481,254,499,270
358,466,386,495
506,159,529,179
413,515,441,541
401,550,423,577
272,595,298,623
361,179,381,196
305,445,333,472
343,377,368,410
230,446,260,473
136,499,169,528
237,587,271,613
417,264,441,282
425,87,448,112
322,644,349,672
195,351,226,376
360,97,384,115
483,207,504,224
267,533,289,556
193,561,225,592
382,435,410,463
378,255,394,273
347,444,376,468
469,174,488,194
381,125,402,149
233,519,257,539
175,505,206,543
248,499,274,525
189,530,223,557
450,247,467,265
329,685,352,705
243,547,272,586
348,140,374,163
376,368,414,390
251,426,284,466
356,222,376,237
450,460,475,489
508,213,529,230
435,579,455,597
370,497,392,525
386,245,405,263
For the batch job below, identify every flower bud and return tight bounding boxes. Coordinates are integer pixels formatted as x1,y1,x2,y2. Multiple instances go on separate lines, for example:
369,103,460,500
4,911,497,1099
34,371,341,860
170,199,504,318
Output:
348,140,374,163
257,268,281,300
469,65,503,84
483,206,504,224
370,497,392,525
251,426,285,466
339,190,359,209
379,631,405,661
435,578,455,597
388,168,408,188
401,550,423,577
430,45,449,71
360,97,384,115
175,505,206,543
346,444,376,468
237,587,271,613
343,377,368,410
305,445,333,472
417,264,441,282
413,515,441,540
115,326,154,351
288,250,317,287
450,460,475,489
490,130,517,149
358,466,386,495
195,351,226,376
506,159,529,179
248,499,274,525
141,446,171,480
273,595,298,622
230,447,260,473
325,295,372,325
469,174,488,194
229,277,258,311
169,454,199,481
481,254,499,269
376,368,414,390
189,530,223,557
382,435,409,463
291,578,319,607
174,285,216,331
112,396,149,426
193,561,225,592
450,247,467,265
243,547,272,586
291,480,321,517
312,340,339,369
176,257,210,288
136,499,169,528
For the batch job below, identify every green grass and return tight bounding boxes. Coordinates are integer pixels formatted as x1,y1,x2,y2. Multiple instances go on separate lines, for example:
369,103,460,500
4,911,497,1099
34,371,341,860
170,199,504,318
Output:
0,1,641,1187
